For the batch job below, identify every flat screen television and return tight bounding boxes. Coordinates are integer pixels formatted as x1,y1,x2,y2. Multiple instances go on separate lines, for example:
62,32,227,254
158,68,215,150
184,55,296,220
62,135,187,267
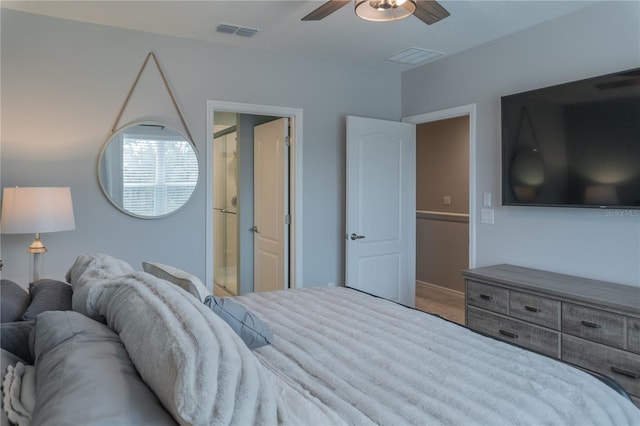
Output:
501,68,640,209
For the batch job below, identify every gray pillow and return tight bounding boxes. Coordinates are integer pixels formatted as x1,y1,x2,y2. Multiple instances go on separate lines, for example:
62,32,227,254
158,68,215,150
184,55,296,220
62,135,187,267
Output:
0,321,35,364
31,310,176,426
203,295,273,349
1,279,30,322
20,279,72,321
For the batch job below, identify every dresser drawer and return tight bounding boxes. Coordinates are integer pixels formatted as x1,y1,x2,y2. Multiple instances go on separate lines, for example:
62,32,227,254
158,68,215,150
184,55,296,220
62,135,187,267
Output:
467,307,560,358
562,334,640,398
562,303,625,349
509,290,560,330
466,281,508,314
628,317,640,355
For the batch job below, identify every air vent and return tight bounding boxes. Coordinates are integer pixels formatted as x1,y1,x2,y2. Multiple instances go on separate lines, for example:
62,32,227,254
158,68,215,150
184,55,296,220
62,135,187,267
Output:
235,27,258,38
216,23,259,38
387,47,443,65
216,23,238,34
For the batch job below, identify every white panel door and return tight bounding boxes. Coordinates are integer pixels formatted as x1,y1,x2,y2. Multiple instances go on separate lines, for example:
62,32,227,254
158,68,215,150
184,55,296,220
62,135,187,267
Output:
254,118,289,292
346,116,416,307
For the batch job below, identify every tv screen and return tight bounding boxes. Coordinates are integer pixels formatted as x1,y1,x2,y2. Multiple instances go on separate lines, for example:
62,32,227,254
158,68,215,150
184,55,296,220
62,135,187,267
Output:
501,68,640,209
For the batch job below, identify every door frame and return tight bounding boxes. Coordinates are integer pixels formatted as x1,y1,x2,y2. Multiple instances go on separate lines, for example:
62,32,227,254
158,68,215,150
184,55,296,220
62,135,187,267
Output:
403,103,477,269
205,100,303,291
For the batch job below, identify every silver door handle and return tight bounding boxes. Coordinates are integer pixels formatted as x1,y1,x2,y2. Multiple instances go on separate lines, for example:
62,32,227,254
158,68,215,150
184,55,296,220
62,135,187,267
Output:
350,233,365,240
251,226,260,233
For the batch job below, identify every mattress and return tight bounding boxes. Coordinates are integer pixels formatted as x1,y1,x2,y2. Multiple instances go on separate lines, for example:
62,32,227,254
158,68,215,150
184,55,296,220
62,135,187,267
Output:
236,286,640,425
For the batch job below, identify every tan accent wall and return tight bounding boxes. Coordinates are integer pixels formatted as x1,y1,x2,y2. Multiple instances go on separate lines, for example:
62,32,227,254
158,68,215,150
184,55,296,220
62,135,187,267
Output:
416,216,468,292
416,116,469,293
416,116,469,214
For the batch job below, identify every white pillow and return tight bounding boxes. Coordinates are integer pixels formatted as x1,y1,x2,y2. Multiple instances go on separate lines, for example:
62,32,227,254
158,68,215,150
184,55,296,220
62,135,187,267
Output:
142,261,209,302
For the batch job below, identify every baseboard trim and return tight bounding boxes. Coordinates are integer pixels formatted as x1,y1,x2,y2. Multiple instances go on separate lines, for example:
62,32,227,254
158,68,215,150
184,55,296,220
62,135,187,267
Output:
416,280,465,298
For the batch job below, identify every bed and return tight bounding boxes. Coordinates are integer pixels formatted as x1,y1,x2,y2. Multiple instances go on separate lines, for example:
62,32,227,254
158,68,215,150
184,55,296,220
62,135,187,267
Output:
233,286,640,425
11,254,637,425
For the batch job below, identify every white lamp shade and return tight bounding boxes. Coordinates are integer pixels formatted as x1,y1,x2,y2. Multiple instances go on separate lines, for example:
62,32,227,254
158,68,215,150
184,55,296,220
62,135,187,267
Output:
1,187,76,234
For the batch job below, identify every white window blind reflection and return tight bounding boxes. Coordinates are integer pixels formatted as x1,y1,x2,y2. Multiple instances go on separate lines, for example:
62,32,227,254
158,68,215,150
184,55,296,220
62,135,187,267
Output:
122,138,198,216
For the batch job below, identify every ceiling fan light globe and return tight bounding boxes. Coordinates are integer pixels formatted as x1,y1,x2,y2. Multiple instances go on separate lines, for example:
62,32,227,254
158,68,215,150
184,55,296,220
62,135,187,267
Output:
355,0,416,21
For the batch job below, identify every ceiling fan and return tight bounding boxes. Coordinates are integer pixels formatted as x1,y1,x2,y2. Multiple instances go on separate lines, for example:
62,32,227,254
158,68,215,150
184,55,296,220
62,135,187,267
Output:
302,0,450,25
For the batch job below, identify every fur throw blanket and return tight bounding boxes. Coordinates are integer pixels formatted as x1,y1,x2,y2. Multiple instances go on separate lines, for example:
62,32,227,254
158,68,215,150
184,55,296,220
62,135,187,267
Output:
67,254,282,426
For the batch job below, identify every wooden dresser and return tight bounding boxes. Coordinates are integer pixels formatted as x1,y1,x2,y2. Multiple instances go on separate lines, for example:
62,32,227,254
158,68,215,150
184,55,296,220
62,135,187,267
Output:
463,264,640,406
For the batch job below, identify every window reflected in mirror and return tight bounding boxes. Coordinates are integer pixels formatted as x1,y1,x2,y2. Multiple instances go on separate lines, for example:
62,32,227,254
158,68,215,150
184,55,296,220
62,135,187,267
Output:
99,123,198,218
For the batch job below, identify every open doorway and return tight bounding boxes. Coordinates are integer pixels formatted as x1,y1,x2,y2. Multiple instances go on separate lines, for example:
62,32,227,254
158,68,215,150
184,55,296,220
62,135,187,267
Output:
404,105,476,325
206,101,303,296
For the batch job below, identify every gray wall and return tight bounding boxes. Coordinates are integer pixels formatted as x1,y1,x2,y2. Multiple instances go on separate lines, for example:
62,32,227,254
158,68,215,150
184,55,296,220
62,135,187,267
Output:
403,1,640,287
0,10,401,287
416,117,469,292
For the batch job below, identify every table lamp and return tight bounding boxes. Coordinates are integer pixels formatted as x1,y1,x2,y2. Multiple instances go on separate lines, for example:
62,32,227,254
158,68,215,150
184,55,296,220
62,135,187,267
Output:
1,187,76,283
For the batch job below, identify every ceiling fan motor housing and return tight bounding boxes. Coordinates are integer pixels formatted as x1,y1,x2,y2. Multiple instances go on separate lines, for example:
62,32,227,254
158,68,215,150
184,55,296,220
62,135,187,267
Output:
302,0,449,25
355,0,417,21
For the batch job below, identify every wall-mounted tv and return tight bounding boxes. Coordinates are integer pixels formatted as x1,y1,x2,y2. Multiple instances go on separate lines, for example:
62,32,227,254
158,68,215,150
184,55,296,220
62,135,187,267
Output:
501,68,640,209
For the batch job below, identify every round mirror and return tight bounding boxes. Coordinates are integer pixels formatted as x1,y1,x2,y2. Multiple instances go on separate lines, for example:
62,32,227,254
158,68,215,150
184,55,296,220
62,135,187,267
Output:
98,122,199,219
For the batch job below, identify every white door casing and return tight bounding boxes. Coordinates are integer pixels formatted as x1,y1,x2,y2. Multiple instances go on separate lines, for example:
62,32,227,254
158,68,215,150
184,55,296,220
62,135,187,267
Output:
346,116,416,307
403,103,477,270
253,118,289,292
206,100,303,294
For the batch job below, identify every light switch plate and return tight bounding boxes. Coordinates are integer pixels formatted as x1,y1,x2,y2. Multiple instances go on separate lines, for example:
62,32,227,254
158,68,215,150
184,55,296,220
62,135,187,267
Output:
481,208,495,224
483,192,492,207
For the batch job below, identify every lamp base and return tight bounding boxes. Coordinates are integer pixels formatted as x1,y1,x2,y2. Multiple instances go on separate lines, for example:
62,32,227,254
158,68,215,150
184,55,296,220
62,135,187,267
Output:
29,252,44,284
27,233,47,283
27,233,48,254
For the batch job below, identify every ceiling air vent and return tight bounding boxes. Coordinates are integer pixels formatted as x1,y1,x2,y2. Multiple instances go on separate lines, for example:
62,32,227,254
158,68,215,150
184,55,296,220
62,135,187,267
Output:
216,23,238,34
388,47,443,65
216,23,259,38
235,27,258,38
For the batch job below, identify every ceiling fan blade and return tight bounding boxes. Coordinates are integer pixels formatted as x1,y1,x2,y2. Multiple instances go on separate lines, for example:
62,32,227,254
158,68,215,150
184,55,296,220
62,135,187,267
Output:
413,0,450,25
301,0,351,21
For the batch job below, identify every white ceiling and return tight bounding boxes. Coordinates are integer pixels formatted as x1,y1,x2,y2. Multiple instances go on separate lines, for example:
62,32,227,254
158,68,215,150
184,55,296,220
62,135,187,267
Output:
1,1,598,73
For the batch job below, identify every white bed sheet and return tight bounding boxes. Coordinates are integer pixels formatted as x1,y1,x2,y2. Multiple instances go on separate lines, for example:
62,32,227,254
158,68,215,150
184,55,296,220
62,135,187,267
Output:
236,286,640,426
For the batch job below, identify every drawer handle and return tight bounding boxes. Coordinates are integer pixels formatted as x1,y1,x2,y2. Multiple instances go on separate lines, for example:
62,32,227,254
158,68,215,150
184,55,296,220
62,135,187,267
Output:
610,366,640,379
524,306,540,313
480,294,493,301
499,329,518,339
581,320,601,329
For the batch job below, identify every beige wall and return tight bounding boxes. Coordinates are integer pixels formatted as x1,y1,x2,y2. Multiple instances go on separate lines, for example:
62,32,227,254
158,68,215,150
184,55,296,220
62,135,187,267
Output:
416,116,469,293
416,216,468,292
416,117,469,214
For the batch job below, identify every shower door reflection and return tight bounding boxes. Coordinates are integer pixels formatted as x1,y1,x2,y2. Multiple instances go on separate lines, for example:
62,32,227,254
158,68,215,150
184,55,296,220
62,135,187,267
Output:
213,129,238,295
